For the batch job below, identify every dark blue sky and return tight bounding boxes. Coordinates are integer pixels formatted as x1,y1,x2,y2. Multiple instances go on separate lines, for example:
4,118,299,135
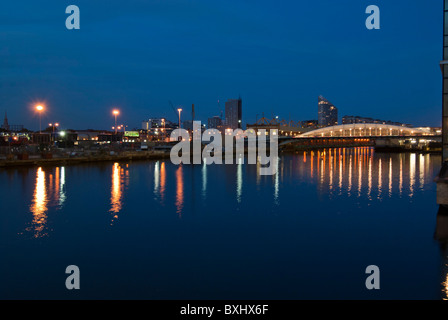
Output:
0,0,443,130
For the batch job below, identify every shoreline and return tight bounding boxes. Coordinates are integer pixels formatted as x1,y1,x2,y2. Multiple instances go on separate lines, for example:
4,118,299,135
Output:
0,151,171,168
0,147,442,169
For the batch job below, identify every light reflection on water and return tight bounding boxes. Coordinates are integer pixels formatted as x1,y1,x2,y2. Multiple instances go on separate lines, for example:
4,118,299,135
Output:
27,148,438,234
12,147,447,298
110,162,130,225
175,165,184,216
307,147,433,202
28,167,48,238
27,166,66,238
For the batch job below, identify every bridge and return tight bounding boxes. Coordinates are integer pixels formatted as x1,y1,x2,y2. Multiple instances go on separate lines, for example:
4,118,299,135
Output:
276,123,441,151
299,123,433,138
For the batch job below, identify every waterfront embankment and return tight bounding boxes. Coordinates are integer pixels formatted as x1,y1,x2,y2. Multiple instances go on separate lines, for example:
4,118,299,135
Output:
0,150,171,168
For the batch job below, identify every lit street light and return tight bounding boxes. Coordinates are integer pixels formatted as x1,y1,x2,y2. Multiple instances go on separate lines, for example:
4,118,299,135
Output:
177,108,182,129
49,122,59,133
112,109,120,134
36,105,44,134
49,122,59,142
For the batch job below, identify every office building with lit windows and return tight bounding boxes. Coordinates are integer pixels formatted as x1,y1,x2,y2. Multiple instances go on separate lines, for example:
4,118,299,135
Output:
318,96,338,127
225,98,242,130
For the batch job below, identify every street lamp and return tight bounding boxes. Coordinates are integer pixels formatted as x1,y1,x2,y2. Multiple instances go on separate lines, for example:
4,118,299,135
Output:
161,118,166,141
112,109,120,134
36,105,44,134
177,108,182,129
49,123,54,141
49,122,59,133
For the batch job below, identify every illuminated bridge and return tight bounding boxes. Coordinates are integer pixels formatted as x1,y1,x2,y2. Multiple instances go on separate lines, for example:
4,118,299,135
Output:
277,124,441,151
299,123,433,138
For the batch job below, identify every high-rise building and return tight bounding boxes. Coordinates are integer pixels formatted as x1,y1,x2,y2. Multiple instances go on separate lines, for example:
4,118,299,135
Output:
225,98,242,130
318,96,338,127
207,116,222,129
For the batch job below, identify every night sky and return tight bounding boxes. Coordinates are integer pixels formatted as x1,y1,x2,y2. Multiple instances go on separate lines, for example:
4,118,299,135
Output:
0,0,443,130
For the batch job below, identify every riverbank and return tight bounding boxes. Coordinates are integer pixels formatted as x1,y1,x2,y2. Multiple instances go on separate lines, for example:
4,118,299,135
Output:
1,147,442,169
0,151,171,168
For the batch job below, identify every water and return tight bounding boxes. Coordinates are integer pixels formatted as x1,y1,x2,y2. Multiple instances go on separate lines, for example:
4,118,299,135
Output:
0,147,445,299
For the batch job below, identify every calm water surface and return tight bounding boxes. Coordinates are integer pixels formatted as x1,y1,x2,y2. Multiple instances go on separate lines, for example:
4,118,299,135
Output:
0,147,446,299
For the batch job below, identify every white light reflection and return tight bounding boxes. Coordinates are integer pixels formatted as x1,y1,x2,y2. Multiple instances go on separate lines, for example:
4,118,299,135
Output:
237,156,243,203
410,153,416,198
29,167,48,238
274,157,279,204
202,158,207,198
59,166,66,207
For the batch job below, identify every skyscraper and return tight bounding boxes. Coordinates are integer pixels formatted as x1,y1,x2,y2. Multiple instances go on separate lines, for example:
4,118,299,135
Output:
318,96,338,127
225,98,242,130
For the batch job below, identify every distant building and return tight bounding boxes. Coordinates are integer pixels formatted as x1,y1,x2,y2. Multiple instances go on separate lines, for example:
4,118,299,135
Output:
98,134,123,142
32,133,51,144
142,118,169,130
342,115,412,128
299,119,319,129
1,111,24,132
225,98,242,130
318,96,338,127
75,130,102,141
207,116,222,129
2,112,9,131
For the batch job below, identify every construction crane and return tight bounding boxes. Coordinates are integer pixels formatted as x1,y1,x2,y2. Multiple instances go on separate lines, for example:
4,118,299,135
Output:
218,99,223,119
168,100,179,118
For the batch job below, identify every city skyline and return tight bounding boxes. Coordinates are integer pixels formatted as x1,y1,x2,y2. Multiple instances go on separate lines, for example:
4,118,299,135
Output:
0,0,442,130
